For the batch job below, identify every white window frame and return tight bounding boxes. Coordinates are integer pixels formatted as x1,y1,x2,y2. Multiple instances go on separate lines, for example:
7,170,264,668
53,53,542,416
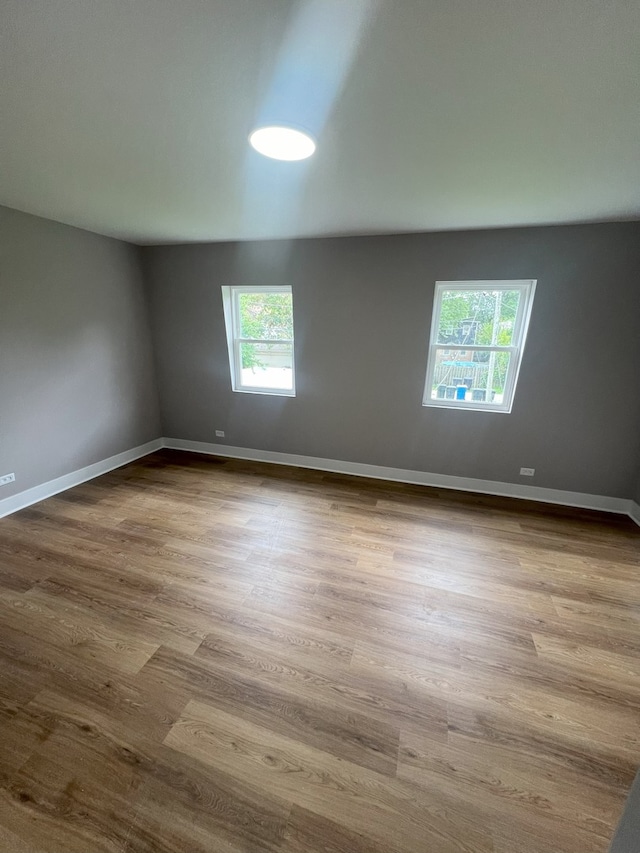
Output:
221,285,295,396
422,280,536,413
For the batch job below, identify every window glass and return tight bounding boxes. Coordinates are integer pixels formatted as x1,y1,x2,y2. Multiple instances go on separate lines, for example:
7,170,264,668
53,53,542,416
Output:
222,286,295,396
238,291,294,340
436,289,522,347
423,281,536,413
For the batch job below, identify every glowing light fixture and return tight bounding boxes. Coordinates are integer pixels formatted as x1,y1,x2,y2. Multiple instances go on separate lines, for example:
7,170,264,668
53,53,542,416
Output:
249,125,316,161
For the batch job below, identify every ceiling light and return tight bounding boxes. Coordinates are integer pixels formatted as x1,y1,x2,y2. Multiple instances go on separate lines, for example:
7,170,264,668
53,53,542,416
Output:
249,126,316,161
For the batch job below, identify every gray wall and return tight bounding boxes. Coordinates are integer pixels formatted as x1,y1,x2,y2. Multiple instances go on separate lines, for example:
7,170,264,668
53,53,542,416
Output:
143,222,640,499
0,206,160,499
609,769,640,853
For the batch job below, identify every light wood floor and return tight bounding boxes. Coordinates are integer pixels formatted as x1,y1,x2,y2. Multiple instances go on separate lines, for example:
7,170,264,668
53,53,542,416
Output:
0,450,638,852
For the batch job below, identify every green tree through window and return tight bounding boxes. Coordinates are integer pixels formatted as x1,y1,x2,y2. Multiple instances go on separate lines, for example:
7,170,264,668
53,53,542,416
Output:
239,292,294,370
424,280,536,412
221,285,296,395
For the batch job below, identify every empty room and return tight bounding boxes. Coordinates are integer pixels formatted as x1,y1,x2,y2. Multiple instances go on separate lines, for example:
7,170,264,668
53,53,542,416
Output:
1,1,640,851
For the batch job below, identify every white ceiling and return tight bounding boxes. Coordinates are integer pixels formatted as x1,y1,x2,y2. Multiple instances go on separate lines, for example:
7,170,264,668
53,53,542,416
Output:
1,0,639,244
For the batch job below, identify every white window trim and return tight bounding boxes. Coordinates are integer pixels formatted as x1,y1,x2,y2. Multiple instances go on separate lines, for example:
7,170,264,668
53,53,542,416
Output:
221,285,296,397
422,280,536,414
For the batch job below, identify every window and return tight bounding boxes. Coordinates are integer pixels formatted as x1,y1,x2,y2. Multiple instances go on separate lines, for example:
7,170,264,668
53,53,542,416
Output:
221,286,295,395
423,280,536,413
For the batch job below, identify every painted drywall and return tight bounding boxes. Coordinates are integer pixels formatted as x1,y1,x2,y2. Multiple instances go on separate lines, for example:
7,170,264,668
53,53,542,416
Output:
609,769,640,852
142,222,640,499
0,206,160,498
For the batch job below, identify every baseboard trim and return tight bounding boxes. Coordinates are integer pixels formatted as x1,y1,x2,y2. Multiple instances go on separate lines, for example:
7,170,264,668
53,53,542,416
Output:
1,436,638,528
164,437,637,521
0,439,163,519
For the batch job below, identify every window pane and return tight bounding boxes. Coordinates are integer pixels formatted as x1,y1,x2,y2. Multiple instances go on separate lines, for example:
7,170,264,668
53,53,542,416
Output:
429,348,512,405
436,289,521,347
238,292,293,340
239,342,293,390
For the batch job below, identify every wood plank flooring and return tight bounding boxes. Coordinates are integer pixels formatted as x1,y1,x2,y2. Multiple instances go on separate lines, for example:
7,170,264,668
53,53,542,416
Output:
0,449,638,852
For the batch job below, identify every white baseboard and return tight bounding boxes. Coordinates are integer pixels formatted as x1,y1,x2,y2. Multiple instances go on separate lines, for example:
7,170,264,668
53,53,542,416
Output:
164,437,639,523
1,435,638,528
0,438,163,519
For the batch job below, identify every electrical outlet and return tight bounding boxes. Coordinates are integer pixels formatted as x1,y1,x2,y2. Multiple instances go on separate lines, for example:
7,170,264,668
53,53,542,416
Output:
215,430,225,438
520,467,535,477
0,473,16,487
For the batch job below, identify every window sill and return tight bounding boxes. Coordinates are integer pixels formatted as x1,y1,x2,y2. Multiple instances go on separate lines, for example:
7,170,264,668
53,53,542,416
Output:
232,387,296,397
422,400,512,414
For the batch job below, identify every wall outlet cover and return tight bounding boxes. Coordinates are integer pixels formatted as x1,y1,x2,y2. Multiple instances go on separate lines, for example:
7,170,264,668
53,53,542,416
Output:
215,430,225,438
520,467,535,476
0,473,16,487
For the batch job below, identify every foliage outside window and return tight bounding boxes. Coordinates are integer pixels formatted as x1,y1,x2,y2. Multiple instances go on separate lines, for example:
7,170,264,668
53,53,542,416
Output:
423,280,536,413
221,286,295,395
